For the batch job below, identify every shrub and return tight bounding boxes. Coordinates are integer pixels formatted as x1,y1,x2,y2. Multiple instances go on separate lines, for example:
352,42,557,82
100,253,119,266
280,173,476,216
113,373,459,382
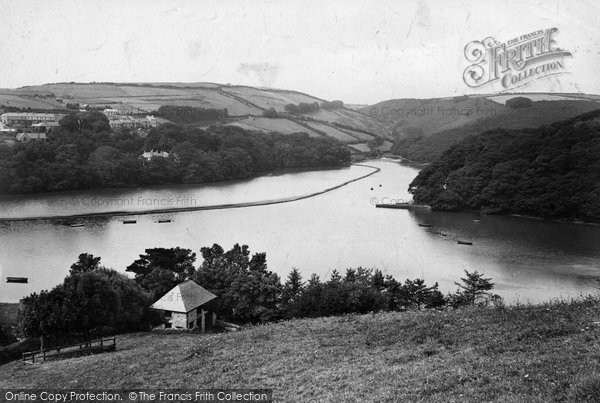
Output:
505,97,533,109
0,338,40,365
0,326,17,347
262,108,278,118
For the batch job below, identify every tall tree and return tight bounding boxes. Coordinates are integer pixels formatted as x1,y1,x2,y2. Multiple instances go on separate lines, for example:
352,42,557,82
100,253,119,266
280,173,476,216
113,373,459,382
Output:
453,270,495,305
194,243,281,322
126,247,196,298
69,253,101,275
281,268,304,305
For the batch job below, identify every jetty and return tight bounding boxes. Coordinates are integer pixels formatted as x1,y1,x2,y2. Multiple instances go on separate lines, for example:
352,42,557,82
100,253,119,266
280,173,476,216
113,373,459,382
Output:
375,203,431,211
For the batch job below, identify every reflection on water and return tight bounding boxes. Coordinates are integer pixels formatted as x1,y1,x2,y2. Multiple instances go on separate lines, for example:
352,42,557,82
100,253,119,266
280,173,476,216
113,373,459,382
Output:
0,160,599,304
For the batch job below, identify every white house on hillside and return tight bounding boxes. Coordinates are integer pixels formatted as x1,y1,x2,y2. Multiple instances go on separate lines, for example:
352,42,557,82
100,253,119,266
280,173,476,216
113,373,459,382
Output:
140,150,169,161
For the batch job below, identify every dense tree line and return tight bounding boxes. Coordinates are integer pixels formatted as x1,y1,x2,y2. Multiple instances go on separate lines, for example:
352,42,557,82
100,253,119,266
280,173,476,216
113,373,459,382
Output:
0,111,351,194
155,105,228,123
0,106,66,113
17,245,498,347
392,100,600,162
321,100,344,110
127,244,498,323
408,109,600,222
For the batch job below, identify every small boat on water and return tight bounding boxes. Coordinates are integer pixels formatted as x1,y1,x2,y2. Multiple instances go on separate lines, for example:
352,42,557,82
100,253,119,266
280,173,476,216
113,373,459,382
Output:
418,223,432,228
376,203,431,211
457,240,473,246
425,230,447,237
123,220,137,224
157,219,172,223
6,277,28,283
69,223,85,228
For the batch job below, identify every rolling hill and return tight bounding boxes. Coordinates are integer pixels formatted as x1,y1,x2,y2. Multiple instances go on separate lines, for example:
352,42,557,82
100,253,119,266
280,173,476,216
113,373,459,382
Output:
0,83,392,154
5,85,599,159
392,99,600,162
364,93,600,141
409,109,600,222
363,96,506,137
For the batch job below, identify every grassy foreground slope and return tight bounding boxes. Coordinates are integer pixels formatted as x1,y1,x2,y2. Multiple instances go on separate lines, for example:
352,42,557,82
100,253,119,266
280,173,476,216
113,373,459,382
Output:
2,298,600,401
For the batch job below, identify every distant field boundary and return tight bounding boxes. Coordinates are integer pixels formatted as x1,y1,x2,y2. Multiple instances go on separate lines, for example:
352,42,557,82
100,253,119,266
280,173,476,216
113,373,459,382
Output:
0,164,380,223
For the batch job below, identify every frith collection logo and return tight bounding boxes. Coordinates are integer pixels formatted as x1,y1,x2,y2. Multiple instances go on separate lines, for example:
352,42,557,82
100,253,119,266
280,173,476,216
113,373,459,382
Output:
463,28,572,90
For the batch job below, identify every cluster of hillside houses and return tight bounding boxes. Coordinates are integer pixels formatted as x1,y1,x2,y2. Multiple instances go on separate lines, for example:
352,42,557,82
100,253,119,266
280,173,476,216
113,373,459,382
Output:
0,110,160,145
0,113,65,143
102,108,158,130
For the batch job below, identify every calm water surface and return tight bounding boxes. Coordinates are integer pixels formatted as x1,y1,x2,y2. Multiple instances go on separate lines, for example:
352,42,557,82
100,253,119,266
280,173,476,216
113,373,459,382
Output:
1,159,599,303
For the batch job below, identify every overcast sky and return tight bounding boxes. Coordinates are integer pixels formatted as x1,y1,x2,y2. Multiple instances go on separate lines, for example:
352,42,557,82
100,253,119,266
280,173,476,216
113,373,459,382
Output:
1,0,599,103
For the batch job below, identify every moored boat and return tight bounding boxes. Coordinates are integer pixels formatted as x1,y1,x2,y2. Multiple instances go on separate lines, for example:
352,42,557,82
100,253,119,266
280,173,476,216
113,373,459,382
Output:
6,277,28,283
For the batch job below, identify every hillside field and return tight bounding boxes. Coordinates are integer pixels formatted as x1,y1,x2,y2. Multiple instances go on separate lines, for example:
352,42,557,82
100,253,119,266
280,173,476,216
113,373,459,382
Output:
0,83,391,152
227,118,322,137
2,298,600,401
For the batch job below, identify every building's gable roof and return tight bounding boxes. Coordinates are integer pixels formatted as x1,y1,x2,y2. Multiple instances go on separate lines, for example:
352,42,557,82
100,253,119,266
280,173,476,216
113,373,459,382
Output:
16,132,46,141
150,280,217,313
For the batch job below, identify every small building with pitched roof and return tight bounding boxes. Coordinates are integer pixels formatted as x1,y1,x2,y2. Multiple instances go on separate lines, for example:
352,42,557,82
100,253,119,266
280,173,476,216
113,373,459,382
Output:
16,132,47,143
150,280,217,332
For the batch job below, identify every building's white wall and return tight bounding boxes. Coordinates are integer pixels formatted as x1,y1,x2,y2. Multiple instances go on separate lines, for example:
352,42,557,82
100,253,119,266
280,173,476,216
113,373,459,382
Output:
171,312,188,329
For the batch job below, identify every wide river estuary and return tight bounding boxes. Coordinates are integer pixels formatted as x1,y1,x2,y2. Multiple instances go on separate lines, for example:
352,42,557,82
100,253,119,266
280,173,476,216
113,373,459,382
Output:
1,159,599,304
